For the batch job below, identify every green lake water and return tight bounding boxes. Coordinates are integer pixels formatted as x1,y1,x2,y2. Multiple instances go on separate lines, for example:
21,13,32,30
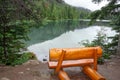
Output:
26,20,116,62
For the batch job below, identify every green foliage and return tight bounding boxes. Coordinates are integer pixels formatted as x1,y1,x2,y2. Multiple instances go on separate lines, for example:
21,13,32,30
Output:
90,0,120,55
34,0,91,21
80,28,111,64
0,52,36,66
0,20,32,60
0,20,35,65
0,0,39,65
11,52,36,66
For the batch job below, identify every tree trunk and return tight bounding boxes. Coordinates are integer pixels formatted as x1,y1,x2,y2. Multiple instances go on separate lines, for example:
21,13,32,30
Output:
1,1,8,60
117,32,120,56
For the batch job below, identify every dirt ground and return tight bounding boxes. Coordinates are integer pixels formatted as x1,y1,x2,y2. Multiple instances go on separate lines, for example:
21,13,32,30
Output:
0,55,120,80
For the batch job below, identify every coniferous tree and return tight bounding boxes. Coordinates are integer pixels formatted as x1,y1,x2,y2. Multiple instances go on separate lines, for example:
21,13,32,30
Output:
0,0,39,64
90,0,120,55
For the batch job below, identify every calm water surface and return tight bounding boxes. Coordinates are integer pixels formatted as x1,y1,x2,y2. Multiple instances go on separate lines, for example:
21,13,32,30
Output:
26,21,116,61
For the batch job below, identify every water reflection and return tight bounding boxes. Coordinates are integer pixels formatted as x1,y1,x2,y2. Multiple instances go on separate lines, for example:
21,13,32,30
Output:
26,20,110,46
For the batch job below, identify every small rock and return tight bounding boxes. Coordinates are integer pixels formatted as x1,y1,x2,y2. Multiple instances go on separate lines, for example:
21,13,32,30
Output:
26,68,30,71
40,72,50,78
116,56,120,59
43,59,47,61
18,72,24,74
110,55,116,58
23,60,40,65
1,77,10,80
104,59,111,62
109,62,115,65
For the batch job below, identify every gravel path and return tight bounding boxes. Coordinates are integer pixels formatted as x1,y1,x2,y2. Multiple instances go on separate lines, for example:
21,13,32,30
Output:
0,56,120,80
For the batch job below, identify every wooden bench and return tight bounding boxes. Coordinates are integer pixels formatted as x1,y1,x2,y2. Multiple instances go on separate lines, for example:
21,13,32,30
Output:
48,46,105,80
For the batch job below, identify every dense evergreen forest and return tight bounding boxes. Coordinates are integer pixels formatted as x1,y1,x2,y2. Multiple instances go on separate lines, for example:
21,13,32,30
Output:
34,0,91,21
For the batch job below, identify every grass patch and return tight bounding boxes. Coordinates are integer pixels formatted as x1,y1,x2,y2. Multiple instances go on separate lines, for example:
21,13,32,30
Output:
0,52,37,66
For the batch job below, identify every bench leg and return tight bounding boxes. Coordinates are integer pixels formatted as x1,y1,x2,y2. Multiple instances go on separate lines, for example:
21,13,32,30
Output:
58,70,70,80
83,66,105,80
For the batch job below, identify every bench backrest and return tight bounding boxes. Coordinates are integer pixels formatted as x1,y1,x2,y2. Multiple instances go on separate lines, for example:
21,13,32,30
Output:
49,46,102,61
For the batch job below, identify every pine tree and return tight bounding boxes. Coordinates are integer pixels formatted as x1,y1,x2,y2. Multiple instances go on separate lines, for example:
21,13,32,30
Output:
0,0,39,64
90,0,120,56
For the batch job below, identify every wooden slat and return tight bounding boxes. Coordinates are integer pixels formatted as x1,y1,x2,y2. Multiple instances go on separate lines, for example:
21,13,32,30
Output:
48,59,94,69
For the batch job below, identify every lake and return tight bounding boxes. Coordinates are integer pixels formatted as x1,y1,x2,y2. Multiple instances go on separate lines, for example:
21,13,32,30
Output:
26,20,116,62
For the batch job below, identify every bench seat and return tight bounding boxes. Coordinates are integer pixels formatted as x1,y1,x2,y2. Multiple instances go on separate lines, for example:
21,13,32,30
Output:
48,59,94,69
